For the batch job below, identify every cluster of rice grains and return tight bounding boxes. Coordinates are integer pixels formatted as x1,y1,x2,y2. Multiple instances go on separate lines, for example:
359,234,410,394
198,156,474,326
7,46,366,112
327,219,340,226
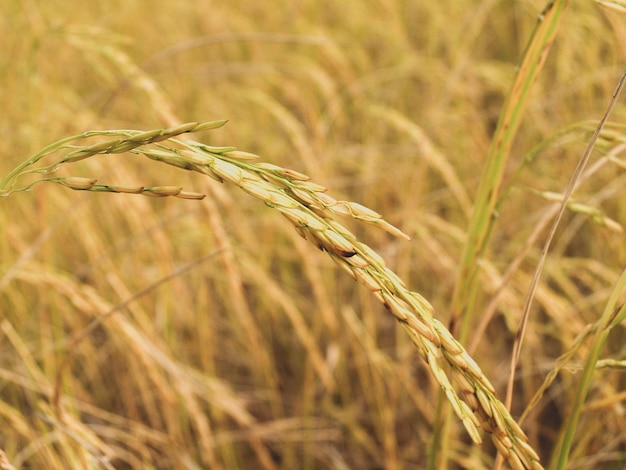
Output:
3,122,542,469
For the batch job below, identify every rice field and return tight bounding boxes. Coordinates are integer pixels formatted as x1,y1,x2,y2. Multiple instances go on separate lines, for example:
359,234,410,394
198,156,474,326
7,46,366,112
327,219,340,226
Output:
1,1,625,469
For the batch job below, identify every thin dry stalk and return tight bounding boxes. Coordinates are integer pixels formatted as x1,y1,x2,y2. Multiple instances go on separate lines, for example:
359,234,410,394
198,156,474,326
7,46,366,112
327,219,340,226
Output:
505,69,626,413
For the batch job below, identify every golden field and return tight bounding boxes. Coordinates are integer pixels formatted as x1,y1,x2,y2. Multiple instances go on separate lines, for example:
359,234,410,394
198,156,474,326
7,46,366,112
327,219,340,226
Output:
1,1,625,469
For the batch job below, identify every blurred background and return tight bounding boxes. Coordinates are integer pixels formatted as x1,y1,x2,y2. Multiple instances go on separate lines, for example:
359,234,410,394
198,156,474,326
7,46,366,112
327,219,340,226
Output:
1,1,625,468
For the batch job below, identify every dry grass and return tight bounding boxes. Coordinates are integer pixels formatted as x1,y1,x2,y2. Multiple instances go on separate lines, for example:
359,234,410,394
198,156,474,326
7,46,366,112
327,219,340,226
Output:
1,1,626,469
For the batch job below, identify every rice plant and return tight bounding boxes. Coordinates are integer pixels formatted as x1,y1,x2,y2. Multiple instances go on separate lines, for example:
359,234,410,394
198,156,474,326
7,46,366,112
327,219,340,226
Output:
1,1,625,469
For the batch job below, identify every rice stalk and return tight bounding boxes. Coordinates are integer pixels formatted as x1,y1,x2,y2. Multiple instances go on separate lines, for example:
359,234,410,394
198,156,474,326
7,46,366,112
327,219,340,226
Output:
444,3,568,465
450,0,569,337
0,122,543,468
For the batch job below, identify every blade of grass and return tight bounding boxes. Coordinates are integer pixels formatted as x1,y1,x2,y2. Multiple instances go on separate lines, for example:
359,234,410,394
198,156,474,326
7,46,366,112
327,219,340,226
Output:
435,2,569,468
450,0,569,339
549,272,626,470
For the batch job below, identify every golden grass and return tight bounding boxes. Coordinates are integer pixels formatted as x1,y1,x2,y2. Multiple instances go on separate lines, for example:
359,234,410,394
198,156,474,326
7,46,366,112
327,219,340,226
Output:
1,1,626,469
